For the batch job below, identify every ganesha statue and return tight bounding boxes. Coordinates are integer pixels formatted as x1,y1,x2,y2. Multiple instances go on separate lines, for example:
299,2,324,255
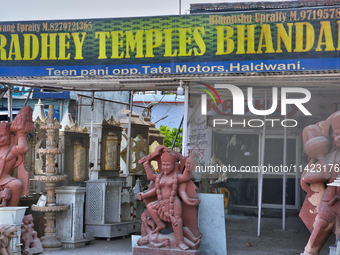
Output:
135,145,202,252
300,111,340,255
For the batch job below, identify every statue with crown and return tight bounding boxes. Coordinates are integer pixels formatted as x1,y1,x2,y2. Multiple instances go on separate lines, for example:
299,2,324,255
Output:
135,145,202,253
0,106,33,207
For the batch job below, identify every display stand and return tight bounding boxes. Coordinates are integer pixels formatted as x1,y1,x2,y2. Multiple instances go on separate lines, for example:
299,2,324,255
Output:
0,207,27,255
85,179,141,240
56,186,87,248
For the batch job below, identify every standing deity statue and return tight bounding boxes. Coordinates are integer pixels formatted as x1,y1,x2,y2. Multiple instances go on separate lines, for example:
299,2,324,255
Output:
137,145,202,251
300,111,340,255
0,106,33,206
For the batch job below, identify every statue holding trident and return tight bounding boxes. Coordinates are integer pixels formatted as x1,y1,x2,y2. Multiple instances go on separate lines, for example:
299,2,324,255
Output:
136,145,202,251
0,106,33,206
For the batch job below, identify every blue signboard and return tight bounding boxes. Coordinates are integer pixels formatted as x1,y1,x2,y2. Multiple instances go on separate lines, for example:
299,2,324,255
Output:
0,6,339,76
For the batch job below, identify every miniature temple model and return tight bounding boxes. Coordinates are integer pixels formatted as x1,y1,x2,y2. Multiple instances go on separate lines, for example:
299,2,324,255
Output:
85,116,122,178
119,110,149,176
85,116,140,240
59,111,90,184
32,100,48,178
135,145,201,254
300,111,340,255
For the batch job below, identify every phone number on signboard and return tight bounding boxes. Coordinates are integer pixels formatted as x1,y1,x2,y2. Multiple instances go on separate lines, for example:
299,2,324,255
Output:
290,8,340,21
42,21,93,32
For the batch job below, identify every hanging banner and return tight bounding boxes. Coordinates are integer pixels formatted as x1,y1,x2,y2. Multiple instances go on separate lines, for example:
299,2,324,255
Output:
0,5,339,76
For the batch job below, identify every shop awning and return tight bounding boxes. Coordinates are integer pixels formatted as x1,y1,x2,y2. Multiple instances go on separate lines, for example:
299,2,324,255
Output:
0,71,340,92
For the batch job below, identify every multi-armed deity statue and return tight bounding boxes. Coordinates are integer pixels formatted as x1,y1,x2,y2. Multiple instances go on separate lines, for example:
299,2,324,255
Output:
300,111,340,255
136,145,202,252
0,106,32,207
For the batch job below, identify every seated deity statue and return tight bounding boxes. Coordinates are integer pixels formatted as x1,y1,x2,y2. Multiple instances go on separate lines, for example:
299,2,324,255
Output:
21,214,39,250
137,145,202,251
0,106,33,206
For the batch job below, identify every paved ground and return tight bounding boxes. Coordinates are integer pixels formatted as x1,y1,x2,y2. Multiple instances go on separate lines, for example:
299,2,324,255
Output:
225,214,333,255
42,236,133,255
42,214,335,255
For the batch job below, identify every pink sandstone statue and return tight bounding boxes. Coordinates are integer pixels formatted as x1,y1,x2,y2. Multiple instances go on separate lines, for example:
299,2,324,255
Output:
300,111,340,255
137,210,201,249
21,214,43,255
0,106,33,206
0,188,11,207
137,145,202,251
0,225,17,255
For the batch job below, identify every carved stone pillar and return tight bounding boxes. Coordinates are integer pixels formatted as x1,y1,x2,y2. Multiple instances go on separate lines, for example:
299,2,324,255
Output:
31,105,69,251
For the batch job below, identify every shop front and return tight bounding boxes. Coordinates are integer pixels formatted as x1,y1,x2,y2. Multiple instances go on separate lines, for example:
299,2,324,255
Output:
188,82,340,217
210,130,300,210
0,0,340,242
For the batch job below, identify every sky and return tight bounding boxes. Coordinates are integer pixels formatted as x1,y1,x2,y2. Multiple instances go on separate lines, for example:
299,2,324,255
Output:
0,0,290,21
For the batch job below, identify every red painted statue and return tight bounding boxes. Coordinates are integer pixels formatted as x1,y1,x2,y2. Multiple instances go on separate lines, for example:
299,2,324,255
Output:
137,145,202,251
0,106,33,206
300,111,340,255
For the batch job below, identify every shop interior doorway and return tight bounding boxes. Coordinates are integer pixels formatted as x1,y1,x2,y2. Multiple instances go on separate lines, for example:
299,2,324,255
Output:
212,132,301,211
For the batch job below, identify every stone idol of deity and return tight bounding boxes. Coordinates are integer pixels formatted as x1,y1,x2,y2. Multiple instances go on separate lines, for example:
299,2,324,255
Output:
136,145,202,252
300,111,340,255
21,214,43,255
0,106,33,207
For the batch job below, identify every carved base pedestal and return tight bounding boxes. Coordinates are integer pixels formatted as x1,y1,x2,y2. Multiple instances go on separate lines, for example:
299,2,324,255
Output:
86,221,141,240
133,247,201,255
31,206,69,250
41,210,62,251
40,235,62,251
23,239,44,255
0,207,27,255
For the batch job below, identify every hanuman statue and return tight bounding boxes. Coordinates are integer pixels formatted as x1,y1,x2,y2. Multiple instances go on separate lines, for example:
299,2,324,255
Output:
0,106,33,206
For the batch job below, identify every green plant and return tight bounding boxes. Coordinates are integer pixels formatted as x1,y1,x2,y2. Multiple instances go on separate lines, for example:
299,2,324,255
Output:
159,125,183,152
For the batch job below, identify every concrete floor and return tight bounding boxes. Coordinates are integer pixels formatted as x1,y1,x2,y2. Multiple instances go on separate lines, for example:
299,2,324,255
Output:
42,236,133,255
42,214,335,255
225,214,334,255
